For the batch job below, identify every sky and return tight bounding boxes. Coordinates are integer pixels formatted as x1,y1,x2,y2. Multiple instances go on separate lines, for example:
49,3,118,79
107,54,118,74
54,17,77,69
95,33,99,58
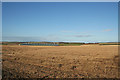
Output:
2,0,120,2
2,2,118,42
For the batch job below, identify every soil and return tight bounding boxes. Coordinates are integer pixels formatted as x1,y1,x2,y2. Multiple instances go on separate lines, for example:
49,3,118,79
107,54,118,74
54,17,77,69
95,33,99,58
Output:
2,45,119,78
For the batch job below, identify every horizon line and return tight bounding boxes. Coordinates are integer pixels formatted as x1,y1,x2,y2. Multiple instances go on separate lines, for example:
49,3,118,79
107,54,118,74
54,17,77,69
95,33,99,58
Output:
1,40,119,43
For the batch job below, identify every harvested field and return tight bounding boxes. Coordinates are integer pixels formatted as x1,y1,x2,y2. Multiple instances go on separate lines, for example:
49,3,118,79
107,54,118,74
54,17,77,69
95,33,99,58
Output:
2,45,119,78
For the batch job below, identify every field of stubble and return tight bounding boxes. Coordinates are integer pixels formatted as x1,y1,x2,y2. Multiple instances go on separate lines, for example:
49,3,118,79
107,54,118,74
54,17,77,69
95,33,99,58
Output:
2,45,119,78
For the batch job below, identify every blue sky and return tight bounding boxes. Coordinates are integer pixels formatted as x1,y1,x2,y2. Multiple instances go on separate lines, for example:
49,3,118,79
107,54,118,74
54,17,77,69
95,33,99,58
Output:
2,2,118,42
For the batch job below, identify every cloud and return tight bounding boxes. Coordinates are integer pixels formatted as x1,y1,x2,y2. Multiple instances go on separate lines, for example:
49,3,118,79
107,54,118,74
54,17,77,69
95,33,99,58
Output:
73,35,93,37
2,36,47,42
103,29,112,32
2,35,62,42
61,30,74,33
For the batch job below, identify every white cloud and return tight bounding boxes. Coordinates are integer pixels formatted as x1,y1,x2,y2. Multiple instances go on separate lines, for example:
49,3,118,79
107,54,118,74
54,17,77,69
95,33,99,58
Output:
61,30,74,33
103,29,112,32
74,35,93,37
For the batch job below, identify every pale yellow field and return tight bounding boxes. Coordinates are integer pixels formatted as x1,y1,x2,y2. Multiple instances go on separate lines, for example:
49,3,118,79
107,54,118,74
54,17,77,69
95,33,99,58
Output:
2,45,119,78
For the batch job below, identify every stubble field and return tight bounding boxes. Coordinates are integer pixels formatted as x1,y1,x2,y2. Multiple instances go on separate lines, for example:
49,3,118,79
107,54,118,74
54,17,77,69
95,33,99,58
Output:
2,45,119,78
